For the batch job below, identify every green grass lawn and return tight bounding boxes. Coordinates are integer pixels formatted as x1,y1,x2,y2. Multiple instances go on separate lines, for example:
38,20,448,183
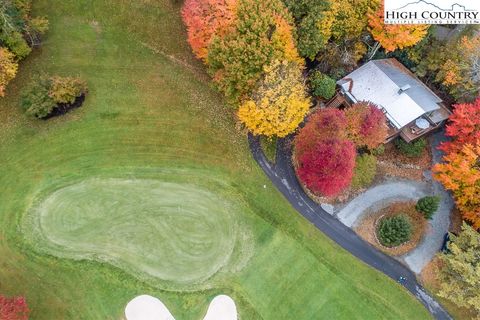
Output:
0,0,431,319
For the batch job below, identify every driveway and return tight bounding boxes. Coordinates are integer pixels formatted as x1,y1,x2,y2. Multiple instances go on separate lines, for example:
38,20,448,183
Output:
248,134,452,320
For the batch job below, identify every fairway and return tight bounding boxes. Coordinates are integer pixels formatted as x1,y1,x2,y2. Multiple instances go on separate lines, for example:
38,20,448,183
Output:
0,0,432,319
24,176,251,287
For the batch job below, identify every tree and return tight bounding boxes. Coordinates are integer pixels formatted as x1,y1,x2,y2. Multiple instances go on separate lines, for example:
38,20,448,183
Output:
433,143,480,229
0,295,29,320
368,3,429,57
0,0,49,59
345,102,387,150
0,47,18,96
181,0,238,61
439,97,480,154
296,138,356,197
438,223,480,316
309,70,335,99
207,0,302,103
282,0,331,60
293,108,347,158
237,60,310,137
437,35,480,102
283,0,379,61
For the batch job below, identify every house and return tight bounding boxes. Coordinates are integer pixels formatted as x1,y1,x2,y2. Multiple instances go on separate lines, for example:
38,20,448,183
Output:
328,58,451,143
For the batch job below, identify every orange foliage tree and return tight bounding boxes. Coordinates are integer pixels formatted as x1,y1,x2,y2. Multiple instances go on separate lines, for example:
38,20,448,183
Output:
368,3,429,56
439,97,480,154
181,0,238,61
434,143,480,229
345,101,387,150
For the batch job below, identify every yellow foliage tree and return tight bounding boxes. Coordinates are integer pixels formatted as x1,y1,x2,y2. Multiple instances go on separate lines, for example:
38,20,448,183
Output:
238,60,310,137
0,47,18,97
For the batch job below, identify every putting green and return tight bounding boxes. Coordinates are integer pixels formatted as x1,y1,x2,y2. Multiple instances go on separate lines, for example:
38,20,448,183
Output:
24,178,250,288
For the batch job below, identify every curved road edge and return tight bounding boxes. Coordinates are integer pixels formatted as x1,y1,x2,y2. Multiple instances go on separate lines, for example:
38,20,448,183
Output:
248,134,452,320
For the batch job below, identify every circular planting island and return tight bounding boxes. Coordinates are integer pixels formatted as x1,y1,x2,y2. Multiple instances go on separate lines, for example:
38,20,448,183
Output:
354,202,428,256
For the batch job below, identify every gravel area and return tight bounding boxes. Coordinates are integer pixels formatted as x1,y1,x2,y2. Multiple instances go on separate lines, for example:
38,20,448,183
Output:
337,131,454,274
336,181,429,228
403,132,454,274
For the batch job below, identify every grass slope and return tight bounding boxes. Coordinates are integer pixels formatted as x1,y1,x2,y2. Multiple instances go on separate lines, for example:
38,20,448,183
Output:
0,0,431,319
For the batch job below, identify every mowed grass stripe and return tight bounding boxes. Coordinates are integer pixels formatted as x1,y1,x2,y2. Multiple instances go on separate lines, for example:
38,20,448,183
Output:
0,0,432,319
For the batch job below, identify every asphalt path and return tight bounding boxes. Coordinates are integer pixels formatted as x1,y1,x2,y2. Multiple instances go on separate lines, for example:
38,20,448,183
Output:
248,134,452,320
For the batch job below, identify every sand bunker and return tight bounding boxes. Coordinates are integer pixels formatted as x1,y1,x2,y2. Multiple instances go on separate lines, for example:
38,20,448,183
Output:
125,294,237,320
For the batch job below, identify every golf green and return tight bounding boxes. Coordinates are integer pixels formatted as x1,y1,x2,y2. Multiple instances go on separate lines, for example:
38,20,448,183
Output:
23,177,251,288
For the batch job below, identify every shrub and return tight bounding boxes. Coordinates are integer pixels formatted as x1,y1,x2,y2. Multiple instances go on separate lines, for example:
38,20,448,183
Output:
0,295,29,320
21,77,56,118
371,144,385,156
351,154,377,189
309,71,336,99
1,32,32,59
394,137,427,158
416,196,440,219
377,214,412,247
21,75,87,118
49,76,88,104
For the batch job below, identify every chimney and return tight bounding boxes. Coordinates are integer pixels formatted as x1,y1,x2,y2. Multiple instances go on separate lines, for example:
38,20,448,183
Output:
398,84,411,94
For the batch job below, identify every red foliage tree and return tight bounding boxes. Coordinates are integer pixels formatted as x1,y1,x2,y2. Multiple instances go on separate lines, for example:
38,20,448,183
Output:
0,295,29,320
297,138,356,197
181,0,238,61
345,101,387,150
294,108,347,158
439,97,480,154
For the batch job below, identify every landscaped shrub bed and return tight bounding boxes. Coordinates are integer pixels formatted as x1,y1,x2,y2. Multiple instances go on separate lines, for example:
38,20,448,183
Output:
394,137,427,158
355,202,428,256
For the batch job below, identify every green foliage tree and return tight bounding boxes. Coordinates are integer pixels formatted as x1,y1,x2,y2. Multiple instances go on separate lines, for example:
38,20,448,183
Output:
309,70,335,99
21,76,56,118
282,0,330,60
0,0,48,59
415,196,440,219
394,138,426,158
439,223,480,317
351,154,377,189
377,215,412,247
207,0,302,103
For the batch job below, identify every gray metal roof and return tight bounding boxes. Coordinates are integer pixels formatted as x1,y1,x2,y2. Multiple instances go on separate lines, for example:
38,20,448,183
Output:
371,59,443,113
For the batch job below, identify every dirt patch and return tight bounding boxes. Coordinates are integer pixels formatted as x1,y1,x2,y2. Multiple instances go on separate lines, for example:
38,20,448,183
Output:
354,202,428,256
376,141,432,181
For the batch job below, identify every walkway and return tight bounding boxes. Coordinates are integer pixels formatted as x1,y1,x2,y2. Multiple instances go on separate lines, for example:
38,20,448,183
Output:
248,134,452,320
